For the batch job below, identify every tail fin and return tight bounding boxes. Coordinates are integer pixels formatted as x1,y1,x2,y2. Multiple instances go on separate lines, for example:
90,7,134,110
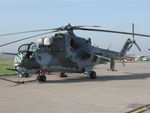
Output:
120,38,132,57
120,38,141,57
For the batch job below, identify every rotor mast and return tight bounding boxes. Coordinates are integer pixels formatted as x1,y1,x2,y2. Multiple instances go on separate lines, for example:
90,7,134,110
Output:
65,23,74,34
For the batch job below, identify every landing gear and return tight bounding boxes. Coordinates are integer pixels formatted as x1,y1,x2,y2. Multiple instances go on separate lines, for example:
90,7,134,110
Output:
108,58,117,71
59,72,68,78
37,75,46,82
17,73,31,78
89,71,97,79
24,73,30,78
37,71,46,82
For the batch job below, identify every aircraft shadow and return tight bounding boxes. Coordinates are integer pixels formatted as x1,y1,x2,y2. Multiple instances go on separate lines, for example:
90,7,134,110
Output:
0,76,18,83
0,73,150,85
0,76,36,85
45,73,150,84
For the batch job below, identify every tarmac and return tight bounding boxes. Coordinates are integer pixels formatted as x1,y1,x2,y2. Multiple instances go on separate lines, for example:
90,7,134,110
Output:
0,62,150,113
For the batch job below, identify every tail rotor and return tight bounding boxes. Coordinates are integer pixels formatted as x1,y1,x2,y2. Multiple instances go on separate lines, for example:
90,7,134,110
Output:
127,23,141,52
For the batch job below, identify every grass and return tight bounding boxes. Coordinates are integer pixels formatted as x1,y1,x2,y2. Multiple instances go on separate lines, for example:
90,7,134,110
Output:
0,57,16,75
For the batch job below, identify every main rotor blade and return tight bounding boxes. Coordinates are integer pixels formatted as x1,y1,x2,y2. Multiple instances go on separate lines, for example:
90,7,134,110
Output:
0,31,57,47
0,28,55,37
1,52,17,55
77,28,150,37
73,25,101,28
0,25,100,37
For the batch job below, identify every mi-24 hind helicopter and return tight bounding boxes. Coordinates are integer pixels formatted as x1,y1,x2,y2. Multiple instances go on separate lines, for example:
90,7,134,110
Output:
0,23,150,82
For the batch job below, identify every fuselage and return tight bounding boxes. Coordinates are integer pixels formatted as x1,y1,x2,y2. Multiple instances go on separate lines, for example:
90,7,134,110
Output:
14,33,107,74
14,32,132,76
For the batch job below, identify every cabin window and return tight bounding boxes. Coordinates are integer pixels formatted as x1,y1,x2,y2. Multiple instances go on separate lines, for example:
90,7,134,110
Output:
69,38,78,49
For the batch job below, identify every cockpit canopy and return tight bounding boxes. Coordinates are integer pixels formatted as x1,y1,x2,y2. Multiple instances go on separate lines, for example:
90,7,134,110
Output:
18,42,37,53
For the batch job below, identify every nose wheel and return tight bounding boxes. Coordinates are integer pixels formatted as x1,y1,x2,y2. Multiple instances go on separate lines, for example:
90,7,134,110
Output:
89,71,97,79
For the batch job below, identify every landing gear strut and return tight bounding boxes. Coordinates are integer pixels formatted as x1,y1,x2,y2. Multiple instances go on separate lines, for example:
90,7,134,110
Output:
89,71,97,79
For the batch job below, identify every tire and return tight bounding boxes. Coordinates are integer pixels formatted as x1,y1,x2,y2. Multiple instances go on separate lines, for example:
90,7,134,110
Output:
89,71,97,79
59,72,67,77
24,73,30,78
37,75,46,82
42,76,46,82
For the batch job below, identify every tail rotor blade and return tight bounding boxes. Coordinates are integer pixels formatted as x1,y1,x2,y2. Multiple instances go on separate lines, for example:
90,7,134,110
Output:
132,23,135,39
134,42,141,51
131,23,141,52
127,43,133,51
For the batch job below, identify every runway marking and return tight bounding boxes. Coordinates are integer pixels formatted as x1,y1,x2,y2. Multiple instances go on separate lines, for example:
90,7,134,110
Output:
128,104,150,113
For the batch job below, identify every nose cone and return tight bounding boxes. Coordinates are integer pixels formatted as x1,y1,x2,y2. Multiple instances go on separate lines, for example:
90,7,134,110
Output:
14,53,23,67
14,52,41,70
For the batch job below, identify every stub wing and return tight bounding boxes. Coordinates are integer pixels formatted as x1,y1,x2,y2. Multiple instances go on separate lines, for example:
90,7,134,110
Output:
94,53,110,64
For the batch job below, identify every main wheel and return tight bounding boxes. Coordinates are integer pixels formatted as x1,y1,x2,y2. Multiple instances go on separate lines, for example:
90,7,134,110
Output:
89,71,97,79
59,72,67,77
37,75,46,82
41,76,46,82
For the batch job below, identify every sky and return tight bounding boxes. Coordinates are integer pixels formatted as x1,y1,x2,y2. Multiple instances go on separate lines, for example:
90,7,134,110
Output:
0,0,150,56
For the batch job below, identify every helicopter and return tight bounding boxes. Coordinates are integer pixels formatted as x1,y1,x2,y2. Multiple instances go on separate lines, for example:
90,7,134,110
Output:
1,23,150,82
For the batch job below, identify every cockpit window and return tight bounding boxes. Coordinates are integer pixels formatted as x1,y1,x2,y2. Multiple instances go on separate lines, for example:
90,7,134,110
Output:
18,44,29,53
29,44,37,52
18,43,37,53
